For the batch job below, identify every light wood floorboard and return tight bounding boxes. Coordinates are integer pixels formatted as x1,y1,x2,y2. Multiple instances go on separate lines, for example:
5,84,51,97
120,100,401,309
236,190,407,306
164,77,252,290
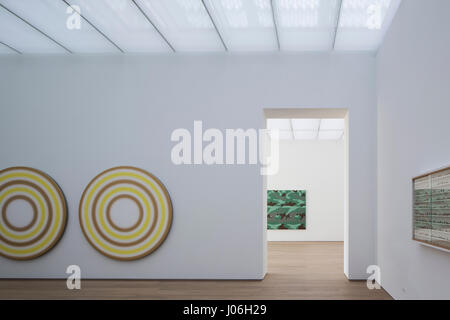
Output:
0,242,392,300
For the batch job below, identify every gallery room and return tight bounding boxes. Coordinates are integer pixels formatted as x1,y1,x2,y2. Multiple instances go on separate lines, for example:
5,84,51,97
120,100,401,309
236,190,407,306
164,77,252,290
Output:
0,0,449,304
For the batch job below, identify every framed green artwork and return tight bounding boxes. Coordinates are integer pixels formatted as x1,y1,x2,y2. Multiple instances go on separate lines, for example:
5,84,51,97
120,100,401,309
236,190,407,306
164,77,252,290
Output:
267,190,306,230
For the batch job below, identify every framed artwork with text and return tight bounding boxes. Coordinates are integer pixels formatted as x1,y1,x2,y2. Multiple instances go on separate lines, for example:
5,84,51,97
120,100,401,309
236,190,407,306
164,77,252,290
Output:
413,166,450,251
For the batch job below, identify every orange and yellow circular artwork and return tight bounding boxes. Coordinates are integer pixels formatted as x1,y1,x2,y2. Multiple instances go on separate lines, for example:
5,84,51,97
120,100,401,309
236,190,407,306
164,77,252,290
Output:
0,167,67,260
79,166,173,261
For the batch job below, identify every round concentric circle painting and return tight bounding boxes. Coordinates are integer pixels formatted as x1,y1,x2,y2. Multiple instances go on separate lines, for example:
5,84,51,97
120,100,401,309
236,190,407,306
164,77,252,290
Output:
0,167,67,260
79,166,173,260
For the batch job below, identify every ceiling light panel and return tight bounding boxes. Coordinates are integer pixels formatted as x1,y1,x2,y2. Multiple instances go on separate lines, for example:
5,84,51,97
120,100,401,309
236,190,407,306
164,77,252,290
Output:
267,119,293,140
291,118,321,131
267,118,292,130
0,0,119,53
291,119,320,140
318,130,343,140
319,118,344,130
203,0,277,51
66,0,171,52
135,0,225,52
268,130,293,140
0,4,65,53
274,0,340,51
334,0,402,51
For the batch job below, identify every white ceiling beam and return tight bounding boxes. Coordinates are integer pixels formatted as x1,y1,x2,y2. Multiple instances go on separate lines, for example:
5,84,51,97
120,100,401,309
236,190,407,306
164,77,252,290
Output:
270,0,280,50
131,0,176,53
332,0,343,50
61,0,123,53
201,0,228,51
0,40,21,54
0,2,72,53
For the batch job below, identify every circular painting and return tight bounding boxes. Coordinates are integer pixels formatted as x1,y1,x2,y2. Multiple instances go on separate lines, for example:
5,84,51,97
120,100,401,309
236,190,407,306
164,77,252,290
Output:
79,166,173,260
0,167,67,260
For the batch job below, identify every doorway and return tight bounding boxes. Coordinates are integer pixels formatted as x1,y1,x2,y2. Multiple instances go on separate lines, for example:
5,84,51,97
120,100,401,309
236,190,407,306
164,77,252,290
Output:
262,108,349,277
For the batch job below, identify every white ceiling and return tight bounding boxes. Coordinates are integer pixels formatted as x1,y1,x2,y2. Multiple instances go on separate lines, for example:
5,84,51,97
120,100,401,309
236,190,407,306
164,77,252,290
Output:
0,0,402,54
267,118,345,140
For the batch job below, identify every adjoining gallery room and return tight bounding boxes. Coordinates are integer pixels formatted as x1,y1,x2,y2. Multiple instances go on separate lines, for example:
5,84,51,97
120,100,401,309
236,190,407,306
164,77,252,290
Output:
0,0,450,305
263,110,358,297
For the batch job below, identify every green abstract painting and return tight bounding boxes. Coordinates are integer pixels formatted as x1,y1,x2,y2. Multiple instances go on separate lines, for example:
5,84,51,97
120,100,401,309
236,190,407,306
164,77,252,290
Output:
267,190,306,230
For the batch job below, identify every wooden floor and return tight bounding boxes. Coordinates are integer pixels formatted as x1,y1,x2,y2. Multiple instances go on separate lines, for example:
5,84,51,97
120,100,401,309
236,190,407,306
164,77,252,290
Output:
0,242,391,300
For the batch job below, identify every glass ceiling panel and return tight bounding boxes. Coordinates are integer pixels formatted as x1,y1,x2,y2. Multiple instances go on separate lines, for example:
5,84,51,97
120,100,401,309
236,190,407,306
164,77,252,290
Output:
320,118,344,130
0,4,65,53
274,0,340,51
292,118,321,131
66,0,171,53
334,0,402,51
268,118,344,140
0,0,118,53
135,0,225,52
0,0,401,54
203,0,278,51
267,119,292,140
267,118,292,130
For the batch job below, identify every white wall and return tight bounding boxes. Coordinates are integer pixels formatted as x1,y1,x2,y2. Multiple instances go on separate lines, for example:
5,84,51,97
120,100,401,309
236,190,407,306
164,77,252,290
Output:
0,53,376,279
268,140,344,241
377,0,450,298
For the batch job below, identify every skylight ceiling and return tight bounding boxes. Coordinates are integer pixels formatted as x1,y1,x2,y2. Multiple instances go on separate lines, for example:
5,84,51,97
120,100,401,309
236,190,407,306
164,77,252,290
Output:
274,0,341,51
335,0,402,51
267,118,345,140
0,0,402,54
